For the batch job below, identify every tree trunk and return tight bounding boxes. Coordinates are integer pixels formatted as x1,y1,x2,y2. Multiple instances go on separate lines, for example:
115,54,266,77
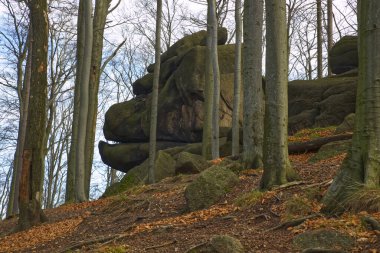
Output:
7,30,31,217
316,0,323,79
323,0,380,214
84,0,112,198
209,0,221,159
18,0,48,230
327,0,333,76
75,0,93,202
202,2,214,161
148,0,162,184
66,0,85,203
261,0,298,190
242,0,264,169
231,0,242,157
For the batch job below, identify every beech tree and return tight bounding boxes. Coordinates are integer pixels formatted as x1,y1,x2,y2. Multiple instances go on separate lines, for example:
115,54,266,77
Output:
242,0,264,169
148,0,162,184
18,0,48,230
74,0,93,202
209,0,221,159
202,2,214,160
261,0,298,189
316,0,322,78
231,0,242,157
323,0,380,213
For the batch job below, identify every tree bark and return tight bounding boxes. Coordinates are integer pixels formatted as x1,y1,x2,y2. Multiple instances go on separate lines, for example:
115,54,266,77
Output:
209,0,221,159
327,0,333,76
75,0,93,202
231,0,242,157
242,0,264,169
261,0,298,190
202,2,214,160
66,0,85,203
7,29,31,218
84,0,112,198
317,0,323,79
18,0,48,230
323,0,380,214
148,0,162,184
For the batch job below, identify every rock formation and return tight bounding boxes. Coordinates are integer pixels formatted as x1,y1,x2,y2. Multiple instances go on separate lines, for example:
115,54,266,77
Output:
329,36,358,74
100,32,357,174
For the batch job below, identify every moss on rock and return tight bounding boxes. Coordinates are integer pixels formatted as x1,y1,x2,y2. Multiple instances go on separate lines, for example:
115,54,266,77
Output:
184,165,239,211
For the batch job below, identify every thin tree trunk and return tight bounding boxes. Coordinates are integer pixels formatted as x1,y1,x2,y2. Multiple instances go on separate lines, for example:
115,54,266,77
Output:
231,0,242,157
209,0,221,159
84,0,112,198
148,0,162,184
327,0,333,76
18,0,48,230
75,0,93,202
242,0,264,169
202,3,214,160
7,31,31,217
323,0,380,214
66,0,84,203
261,0,298,190
317,0,323,79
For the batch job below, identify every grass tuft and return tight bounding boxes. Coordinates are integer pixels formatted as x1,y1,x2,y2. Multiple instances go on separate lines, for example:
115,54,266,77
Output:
342,186,380,213
234,190,265,208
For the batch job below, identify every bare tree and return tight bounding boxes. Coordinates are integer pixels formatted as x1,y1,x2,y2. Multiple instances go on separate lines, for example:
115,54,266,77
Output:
231,0,242,157
242,0,264,169
261,0,298,189
18,0,49,230
148,0,162,184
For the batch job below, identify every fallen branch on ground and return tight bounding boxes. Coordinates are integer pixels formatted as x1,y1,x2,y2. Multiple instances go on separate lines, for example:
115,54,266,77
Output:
288,133,352,154
266,214,320,231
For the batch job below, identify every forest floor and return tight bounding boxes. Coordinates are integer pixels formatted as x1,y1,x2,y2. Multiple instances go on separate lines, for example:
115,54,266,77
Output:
0,128,379,253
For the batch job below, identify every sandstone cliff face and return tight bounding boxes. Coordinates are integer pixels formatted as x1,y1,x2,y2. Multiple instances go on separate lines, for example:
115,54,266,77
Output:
100,32,357,174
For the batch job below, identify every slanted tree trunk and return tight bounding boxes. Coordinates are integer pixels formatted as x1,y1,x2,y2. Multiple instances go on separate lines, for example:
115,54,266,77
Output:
75,0,93,202
242,0,264,169
209,0,221,159
327,0,333,76
202,3,214,160
84,0,112,199
316,0,323,79
148,0,162,184
18,0,48,230
323,0,380,213
231,0,242,157
261,0,298,190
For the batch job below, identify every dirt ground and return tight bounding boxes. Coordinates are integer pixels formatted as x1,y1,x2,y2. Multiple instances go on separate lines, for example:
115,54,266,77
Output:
0,130,379,252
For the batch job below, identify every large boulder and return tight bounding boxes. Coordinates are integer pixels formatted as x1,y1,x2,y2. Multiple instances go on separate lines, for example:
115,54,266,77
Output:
100,30,358,175
288,77,356,134
98,141,186,173
104,44,240,144
175,152,208,174
184,165,239,211
293,229,354,251
329,36,358,74
102,150,176,197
